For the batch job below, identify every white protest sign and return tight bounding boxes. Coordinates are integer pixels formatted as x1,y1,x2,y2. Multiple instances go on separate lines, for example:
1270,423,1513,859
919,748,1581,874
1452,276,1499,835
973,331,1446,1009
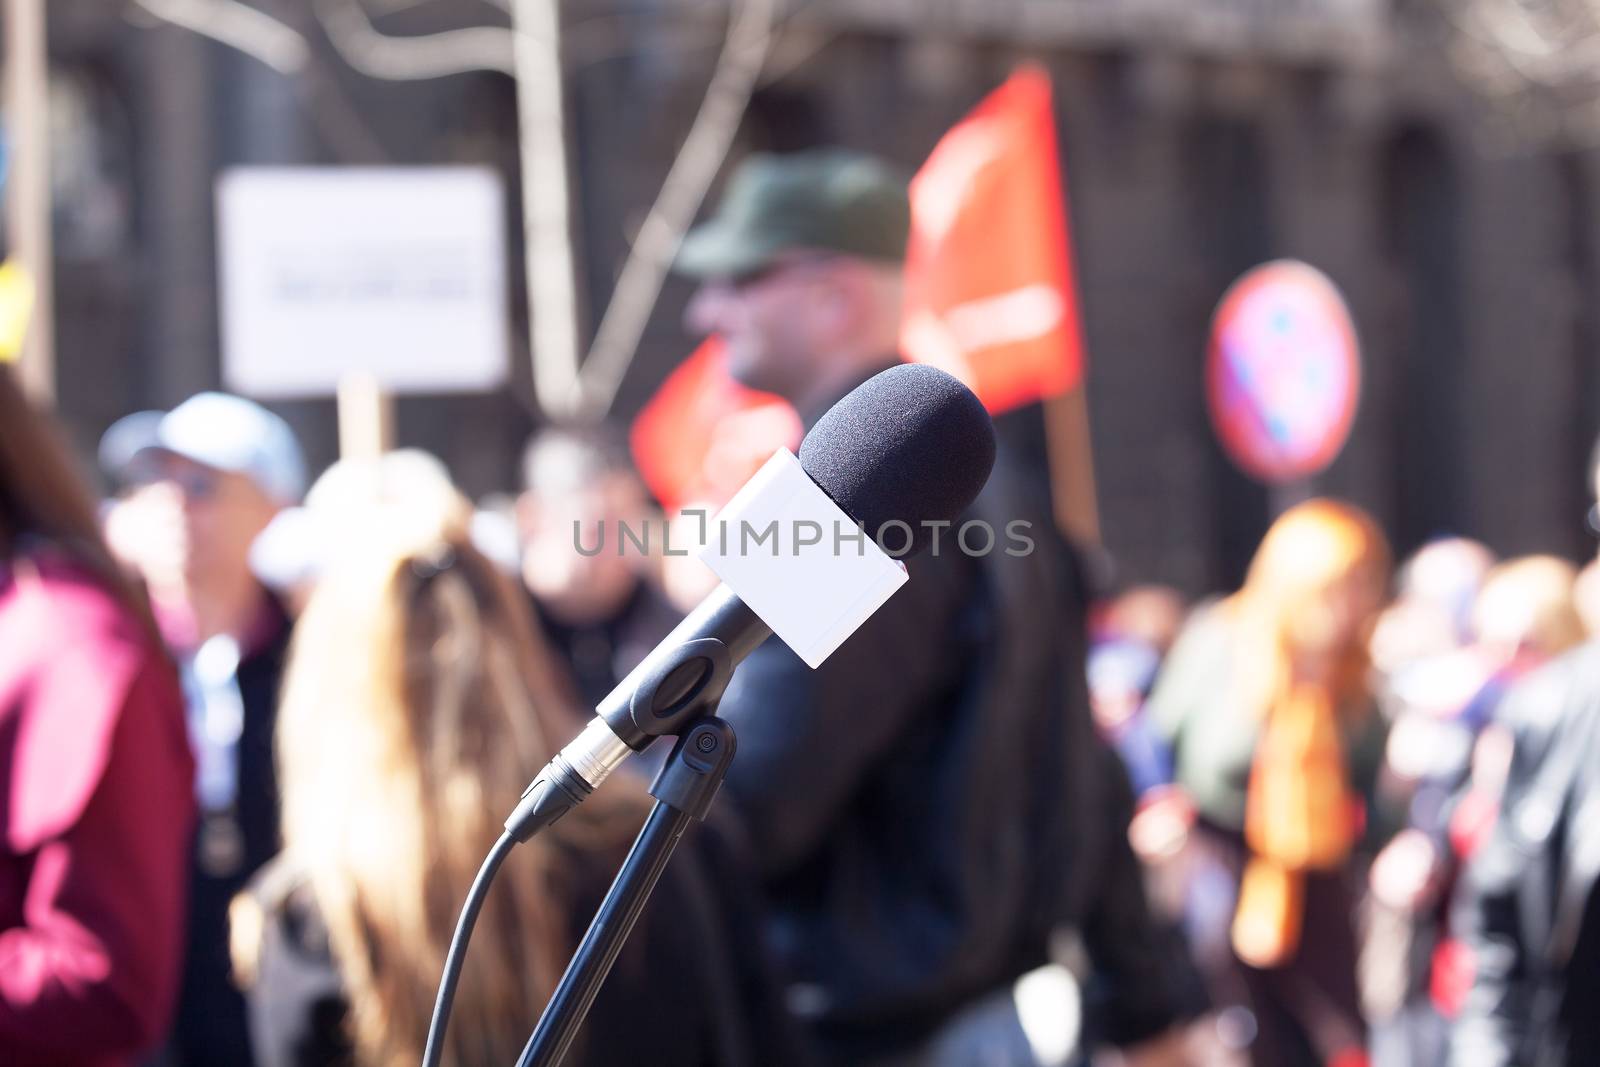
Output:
218,166,509,398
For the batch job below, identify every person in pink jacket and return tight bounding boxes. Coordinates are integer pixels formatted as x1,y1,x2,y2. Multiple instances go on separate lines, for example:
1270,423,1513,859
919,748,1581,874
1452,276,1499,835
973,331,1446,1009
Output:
0,364,195,1065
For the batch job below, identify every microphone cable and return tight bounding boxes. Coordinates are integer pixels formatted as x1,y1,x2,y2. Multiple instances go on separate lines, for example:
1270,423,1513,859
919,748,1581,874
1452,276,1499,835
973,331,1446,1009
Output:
419,831,512,1067
422,763,589,1067
421,831,517,1067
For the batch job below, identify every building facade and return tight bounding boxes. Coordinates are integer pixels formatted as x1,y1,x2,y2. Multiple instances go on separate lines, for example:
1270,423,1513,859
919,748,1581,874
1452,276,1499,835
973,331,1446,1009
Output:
30,0,1600,593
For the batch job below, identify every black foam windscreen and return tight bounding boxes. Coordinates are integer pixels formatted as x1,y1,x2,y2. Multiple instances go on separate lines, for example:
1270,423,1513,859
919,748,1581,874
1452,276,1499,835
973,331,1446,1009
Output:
799,363,997,558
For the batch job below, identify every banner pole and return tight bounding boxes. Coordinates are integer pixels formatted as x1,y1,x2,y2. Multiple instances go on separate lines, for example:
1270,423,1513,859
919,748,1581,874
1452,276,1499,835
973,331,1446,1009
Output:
1043,383,1101,550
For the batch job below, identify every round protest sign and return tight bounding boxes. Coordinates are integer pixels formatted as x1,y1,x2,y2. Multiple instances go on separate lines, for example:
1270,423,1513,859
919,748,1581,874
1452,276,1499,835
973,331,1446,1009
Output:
1207,260,1360,484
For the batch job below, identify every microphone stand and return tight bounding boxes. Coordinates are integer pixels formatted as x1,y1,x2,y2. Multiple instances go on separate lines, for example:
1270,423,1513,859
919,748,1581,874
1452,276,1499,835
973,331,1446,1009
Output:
514,714,737,1067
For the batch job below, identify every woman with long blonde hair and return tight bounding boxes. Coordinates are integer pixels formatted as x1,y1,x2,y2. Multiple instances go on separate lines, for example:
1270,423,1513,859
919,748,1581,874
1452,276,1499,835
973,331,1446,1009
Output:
1148,499,1392,1067
235,485,803,1067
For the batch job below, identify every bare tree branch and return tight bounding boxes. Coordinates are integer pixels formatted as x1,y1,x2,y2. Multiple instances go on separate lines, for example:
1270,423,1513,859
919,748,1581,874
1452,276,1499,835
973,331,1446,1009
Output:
571,0,779,419
760,22,832,84
1448,1,1600,84
294,49,396,162
516,0,583,417
128,0,311,75
313,0,516,78
129,0,792,421
1438,0,1600,138
362,0,454,13
126,0,392,160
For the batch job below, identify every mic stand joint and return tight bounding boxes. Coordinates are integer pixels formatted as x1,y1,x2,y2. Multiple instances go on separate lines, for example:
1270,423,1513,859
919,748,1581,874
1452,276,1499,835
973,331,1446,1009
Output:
515,714,737,1067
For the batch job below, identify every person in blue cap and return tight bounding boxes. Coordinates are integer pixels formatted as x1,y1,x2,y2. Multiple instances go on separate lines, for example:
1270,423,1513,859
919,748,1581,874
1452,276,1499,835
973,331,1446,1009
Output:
99,392,304,1067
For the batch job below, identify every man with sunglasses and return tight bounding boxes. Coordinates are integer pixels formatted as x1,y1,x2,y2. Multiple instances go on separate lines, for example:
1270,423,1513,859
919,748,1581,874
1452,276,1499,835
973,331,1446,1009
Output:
99,393,304,1067
674,151,1197,1067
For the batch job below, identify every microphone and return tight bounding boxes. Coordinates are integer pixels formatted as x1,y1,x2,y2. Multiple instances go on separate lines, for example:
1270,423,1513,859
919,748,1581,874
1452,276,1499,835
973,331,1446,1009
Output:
505,363,996,840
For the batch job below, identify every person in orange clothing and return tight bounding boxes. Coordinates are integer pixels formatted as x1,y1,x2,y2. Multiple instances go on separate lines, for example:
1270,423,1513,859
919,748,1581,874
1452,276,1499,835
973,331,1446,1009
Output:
0,364,195,1065
1148,500,1393,1067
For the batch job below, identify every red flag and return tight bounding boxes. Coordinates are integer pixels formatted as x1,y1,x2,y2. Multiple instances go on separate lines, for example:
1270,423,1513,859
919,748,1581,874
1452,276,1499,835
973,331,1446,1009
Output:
630,336,801,513
901,65,1085,413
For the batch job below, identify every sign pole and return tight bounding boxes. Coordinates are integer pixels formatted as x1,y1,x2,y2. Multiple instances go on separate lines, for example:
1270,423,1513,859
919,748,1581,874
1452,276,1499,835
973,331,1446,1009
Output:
337,372,394,460
1269,479,1314,517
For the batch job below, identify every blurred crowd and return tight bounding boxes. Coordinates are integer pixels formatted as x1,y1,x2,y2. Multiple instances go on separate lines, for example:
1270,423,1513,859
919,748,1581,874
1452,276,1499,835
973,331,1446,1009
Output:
5,149,1600,1067
1091,525,1600,1067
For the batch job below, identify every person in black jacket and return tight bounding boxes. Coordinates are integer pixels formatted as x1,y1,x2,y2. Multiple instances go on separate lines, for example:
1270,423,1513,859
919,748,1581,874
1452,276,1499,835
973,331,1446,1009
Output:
1451,439,1600,1067
1452,617,1600,1066
516,425,683,709
676,149,1199,1065
230,487,805,1067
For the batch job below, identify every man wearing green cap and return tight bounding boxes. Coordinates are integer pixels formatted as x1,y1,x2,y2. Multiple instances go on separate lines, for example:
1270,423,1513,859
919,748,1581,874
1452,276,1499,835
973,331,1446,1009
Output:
680,150,912,420
675,151,1198,1067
